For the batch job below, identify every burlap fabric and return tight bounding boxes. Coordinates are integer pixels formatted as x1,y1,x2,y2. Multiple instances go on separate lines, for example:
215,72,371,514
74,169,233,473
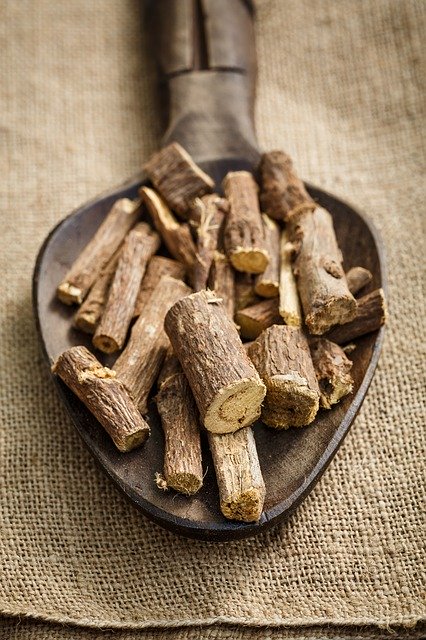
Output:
1,619,426,640
1,1,425,638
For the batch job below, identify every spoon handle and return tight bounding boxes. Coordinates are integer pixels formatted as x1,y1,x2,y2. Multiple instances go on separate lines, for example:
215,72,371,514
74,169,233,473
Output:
147,0,259,164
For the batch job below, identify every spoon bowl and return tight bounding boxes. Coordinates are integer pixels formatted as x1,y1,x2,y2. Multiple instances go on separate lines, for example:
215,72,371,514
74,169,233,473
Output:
33,161,385,541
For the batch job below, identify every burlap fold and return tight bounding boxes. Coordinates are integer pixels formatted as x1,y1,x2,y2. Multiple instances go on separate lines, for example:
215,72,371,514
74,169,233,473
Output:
1,618,425,640
0,0,424,638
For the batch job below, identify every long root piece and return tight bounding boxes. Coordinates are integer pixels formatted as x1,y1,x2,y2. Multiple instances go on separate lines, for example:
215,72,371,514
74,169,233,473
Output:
288,207,357,334
114,276,191,414
224,171,269,274
165,290,266,434
156,354,203,495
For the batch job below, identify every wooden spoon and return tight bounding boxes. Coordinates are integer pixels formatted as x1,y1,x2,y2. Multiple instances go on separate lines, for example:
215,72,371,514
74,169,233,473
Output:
32,0,386,541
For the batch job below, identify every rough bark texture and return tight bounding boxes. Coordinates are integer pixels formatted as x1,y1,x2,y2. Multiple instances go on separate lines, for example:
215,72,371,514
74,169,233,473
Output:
73,248,121,334
325,288,387,344
192,194,228,291
208,252,235,319
289,207,357,334
234,272,260,311
165,290,266,434
248,325,320,429
254,215,280,298
133,255,185,319
346,266,373,296
144,142,214,218
93,223,160,353
309,338,353,409
259,150,315,221
156,354,203,496
223,171,269,274
114,276,191,414
52,346,150,452
57,198,140,305
235,298,281,340
208,427,265,522
156,348,181,388
140,186,196,276
279,228,302,326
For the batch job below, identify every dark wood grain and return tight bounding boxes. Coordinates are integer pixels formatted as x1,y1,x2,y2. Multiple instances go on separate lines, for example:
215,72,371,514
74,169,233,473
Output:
32,169,386,541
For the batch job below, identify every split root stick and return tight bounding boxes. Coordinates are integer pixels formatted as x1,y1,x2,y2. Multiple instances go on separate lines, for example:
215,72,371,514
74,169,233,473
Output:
140,186,196,276
279,228,302,326
208,252,235,319
192,194,228,290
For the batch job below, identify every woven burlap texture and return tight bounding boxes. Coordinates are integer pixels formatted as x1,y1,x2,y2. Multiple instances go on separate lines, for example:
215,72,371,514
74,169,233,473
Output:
1,618,426,640
1,0,425,637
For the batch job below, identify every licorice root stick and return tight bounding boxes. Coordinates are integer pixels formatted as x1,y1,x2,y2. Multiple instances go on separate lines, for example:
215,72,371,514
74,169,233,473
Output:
309,338,353,409
248,325,320,428
346,266,373,296
279,228,302,326
208,427,265,522
133,256,186,319
254,215,280,298
165,290,266,434
224,171,269,274
325,288,387,344
208,252,235,319
52,346,150,452
114,276,191,414
192,194,228,291
156,353,203,495
289,207,357,334
93,223,160,353
57,198,140,304
74,248,121,334
144,142,214,218
234,272,260,311
259,150,315,221
140,186,197,275
235,298,281,340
